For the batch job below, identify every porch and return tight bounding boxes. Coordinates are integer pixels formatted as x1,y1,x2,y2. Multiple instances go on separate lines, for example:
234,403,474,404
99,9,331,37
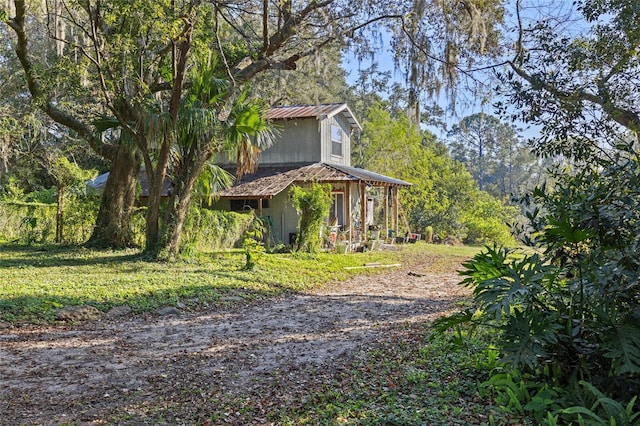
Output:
214,162,412,248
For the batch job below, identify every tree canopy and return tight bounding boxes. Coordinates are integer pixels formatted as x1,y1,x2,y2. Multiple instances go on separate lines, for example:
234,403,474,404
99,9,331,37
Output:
1,0,508,258
357,103,516,244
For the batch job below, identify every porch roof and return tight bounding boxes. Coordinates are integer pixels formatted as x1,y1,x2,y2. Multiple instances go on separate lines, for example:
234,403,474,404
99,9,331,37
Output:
218,163,411,199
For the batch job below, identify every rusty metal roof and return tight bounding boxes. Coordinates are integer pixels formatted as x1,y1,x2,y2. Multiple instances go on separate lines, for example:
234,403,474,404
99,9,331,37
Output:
218,163,411,199
326,164,412,187
266,104,362,131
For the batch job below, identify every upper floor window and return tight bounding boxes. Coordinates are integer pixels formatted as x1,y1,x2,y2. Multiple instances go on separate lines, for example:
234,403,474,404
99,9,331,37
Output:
331,124,343,156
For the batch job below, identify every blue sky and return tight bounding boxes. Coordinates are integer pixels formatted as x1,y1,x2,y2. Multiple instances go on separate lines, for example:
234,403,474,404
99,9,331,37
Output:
340,1,584,142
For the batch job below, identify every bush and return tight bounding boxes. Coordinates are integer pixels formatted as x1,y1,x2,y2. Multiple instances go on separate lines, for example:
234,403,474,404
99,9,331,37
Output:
180,207,254,253
0,199,249,251
438,153,640,419
289,183,332,253
424,226,433,243
0,202,57,244
460,193,517,246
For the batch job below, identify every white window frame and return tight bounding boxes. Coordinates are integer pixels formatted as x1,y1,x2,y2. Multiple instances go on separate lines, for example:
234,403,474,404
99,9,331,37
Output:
331,124,343,157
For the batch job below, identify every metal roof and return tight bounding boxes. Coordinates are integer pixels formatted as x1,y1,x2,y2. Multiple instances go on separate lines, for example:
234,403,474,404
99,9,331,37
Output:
218,163,411,199
326,164,413,187
266,104,362,131
87,171,173,197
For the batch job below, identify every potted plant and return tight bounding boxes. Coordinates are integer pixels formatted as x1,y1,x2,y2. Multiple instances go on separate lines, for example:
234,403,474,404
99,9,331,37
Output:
335,241,348,254
368,224,381,240
335,230,349,254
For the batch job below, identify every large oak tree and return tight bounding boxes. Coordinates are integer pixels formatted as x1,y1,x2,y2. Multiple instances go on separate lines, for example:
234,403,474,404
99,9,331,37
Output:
2,0,505,258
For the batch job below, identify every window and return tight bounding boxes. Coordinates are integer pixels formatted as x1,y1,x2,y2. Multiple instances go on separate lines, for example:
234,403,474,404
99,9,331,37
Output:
331,125,343,157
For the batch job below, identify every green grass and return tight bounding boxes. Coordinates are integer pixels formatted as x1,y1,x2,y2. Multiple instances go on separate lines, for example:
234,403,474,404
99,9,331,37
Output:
0,242,480,324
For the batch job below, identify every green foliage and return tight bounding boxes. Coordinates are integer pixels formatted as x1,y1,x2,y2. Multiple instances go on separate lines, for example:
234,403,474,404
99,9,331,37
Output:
0,199,102,245
1,177,26,201
438,149,640,421
357,104,518,243
25,188,56,204
424,225,433,243
497,0,640,159
180,208,254,254
289,183,333,253
460,192,517,246
0,194,257,253
476,3,640,420
242,216,267,270
455,239,640,382
194,164,235,207
0,202,56,244
50,156,96,189
49,156,97,243
560,381,640,426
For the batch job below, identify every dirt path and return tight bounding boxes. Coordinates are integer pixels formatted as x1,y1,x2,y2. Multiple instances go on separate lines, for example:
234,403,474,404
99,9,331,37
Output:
0,264,470,425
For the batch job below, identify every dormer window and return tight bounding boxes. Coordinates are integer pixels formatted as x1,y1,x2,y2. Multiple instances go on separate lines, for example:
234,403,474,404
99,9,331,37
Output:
331,124,343,157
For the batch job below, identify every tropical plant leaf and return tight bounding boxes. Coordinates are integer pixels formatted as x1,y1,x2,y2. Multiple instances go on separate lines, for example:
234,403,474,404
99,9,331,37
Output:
432,309,475,333
92,115,121,132
234,108,262,134
561,406,607,425
606,322,640,375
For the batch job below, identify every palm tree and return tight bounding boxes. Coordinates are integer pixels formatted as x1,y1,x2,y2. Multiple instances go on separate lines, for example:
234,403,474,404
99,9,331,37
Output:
155,63,277,259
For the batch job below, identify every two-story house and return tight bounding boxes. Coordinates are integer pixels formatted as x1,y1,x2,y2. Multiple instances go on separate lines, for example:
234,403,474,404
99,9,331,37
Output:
213,103,411,246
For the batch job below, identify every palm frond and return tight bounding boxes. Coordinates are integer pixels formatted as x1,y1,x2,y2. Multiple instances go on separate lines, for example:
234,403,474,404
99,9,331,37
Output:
198,164,235,206
139,110,173,151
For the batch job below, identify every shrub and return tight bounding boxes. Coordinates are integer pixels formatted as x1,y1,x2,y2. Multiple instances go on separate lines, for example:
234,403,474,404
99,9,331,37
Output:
424,226,433,243
460,193,517,246
0,202,56,244
289,183,332,253
180,207,254,253
438,153,640,414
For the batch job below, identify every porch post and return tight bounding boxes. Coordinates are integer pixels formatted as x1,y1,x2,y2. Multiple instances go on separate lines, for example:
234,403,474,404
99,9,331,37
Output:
360,181,366,242
257,198,263,217
393,186,399,236
346,183,352,245
383,186,389,240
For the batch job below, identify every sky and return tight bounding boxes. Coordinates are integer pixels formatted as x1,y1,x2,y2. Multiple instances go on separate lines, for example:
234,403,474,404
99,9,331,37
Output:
340,1,583,142
342,50,519,140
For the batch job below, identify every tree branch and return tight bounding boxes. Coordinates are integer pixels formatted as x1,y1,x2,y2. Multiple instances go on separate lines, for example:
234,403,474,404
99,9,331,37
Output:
507,60,640,134
7,0,116,159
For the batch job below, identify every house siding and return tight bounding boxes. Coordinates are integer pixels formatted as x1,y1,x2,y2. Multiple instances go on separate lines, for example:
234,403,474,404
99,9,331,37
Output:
259,118,321,165
321,115,351,166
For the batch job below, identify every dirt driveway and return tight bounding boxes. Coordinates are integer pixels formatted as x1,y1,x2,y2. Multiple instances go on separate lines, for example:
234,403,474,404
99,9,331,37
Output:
0,264,470,425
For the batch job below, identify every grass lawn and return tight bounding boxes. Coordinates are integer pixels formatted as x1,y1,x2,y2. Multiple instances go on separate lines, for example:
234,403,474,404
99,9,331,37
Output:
0,242,480,325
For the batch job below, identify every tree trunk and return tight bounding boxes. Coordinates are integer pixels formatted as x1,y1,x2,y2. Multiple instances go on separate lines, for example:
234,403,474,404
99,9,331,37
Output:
157,150,212,260
407,86,421,133
86,147,140,248
55,186,64,244
143,167,164,256
142,136,173,256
